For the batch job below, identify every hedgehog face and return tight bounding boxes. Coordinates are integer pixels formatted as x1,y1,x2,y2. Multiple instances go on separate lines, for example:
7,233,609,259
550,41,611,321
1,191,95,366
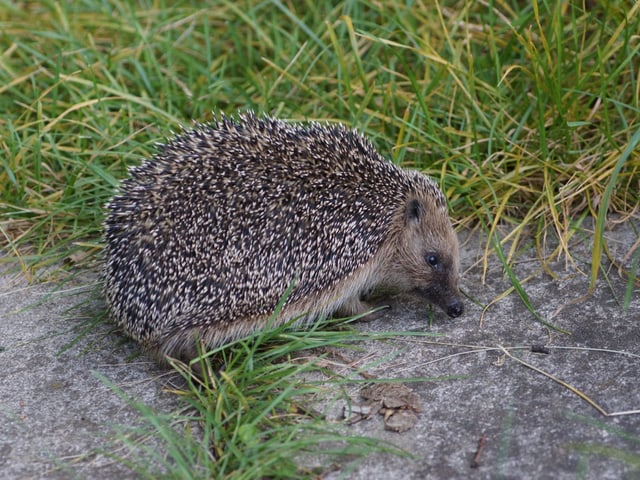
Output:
383,196,464,318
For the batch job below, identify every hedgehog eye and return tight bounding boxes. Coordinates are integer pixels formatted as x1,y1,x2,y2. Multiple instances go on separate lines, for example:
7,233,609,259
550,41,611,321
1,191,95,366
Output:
426,254,439,268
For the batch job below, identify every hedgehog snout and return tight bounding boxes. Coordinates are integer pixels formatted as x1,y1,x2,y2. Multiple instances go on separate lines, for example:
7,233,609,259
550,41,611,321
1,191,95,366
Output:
446,299,464,318
413,283,464,318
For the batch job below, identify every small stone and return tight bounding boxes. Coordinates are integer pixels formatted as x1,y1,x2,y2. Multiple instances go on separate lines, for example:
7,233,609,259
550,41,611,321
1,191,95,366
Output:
384,410,419,432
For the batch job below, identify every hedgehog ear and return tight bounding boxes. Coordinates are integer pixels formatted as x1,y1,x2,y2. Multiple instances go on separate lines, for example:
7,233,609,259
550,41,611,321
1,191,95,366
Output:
405,199,424,225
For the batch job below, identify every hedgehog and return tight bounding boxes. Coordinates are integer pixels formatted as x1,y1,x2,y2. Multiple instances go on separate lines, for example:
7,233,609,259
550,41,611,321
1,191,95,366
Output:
103,112,464,363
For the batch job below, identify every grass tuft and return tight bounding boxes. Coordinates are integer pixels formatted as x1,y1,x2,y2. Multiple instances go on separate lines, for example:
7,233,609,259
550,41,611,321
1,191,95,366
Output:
97,312,415,479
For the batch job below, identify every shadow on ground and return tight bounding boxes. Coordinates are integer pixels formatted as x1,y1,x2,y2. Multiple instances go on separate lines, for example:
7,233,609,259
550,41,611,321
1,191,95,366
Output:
1,218,639,479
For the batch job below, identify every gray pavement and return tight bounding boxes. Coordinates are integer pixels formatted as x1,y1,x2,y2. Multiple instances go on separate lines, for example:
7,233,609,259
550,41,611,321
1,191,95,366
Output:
1,218,639,479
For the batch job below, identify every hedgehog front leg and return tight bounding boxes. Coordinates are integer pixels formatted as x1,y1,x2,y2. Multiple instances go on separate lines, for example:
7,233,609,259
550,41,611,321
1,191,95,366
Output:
335,296,385,320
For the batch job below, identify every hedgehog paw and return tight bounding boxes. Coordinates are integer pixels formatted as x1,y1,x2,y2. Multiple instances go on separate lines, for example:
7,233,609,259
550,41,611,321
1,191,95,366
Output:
337,298,388,321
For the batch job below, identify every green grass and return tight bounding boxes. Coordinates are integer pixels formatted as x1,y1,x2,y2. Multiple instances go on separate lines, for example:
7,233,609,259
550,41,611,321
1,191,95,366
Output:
96,313,418,479
1,0,639,477
1,1,638,279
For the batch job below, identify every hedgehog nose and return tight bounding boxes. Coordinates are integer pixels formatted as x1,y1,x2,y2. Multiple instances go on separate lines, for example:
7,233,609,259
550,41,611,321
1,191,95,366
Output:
447,300,464,318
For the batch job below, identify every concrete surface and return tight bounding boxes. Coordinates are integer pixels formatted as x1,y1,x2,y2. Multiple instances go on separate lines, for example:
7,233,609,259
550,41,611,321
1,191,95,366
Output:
1,217,639,479
0,272,180,479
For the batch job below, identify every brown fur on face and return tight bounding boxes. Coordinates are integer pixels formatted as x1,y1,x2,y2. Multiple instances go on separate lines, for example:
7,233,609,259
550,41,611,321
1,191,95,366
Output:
375,192,464,318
